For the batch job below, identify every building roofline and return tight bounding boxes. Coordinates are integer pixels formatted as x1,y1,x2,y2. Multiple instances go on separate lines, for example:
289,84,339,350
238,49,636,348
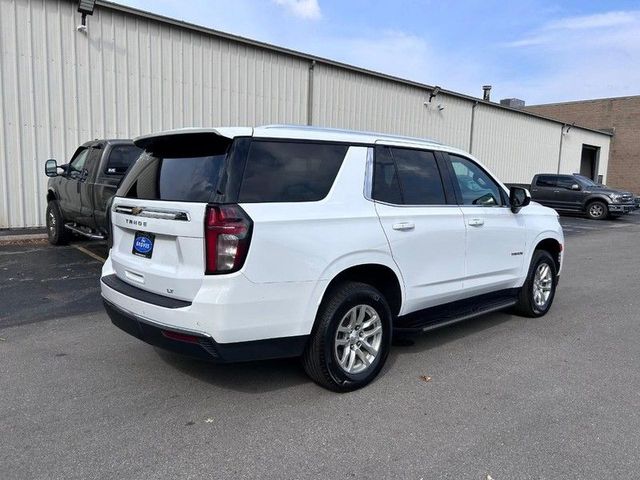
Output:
96,0,612,138
527,94,640,108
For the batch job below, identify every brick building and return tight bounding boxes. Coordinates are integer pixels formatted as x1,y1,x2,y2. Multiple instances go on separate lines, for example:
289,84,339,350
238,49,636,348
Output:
526,95,640,193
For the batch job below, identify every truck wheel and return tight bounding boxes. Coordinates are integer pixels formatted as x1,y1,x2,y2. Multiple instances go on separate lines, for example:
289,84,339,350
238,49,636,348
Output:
514,250,558,318
46,201,69,245
303,281,392,392
586,200,607,220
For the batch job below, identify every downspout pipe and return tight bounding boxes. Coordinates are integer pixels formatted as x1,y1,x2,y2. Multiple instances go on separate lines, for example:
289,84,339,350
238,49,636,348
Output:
557,124,565,173
307,60,316,126
469,101,478,154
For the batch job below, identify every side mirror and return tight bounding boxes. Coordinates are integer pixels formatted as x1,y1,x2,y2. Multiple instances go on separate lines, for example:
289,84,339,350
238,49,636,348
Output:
571,183,581,190
45,159,58,177
510,186,531,213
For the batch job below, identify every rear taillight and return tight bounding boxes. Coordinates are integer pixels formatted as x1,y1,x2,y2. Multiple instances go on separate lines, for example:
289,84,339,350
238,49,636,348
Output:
205,204,252,274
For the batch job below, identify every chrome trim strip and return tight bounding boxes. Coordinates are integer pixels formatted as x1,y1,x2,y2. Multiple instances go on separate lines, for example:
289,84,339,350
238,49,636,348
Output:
363,147,374,201
63,224,106,240
114,205,190,221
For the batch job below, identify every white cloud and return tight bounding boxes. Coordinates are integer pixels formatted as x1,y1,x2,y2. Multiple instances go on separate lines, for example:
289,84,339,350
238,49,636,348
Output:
273,0,321,20
546,11,637,30
506,10,640,48
499,10,640,103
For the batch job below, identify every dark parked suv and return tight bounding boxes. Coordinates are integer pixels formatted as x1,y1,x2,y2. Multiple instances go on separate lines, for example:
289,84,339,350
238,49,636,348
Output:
530,174,635,220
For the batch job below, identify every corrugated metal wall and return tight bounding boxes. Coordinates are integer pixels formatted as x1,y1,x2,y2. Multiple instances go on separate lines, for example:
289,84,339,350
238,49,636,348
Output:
471,104,562,182
0,0,612,228
0,0,309,228
313,64,472,150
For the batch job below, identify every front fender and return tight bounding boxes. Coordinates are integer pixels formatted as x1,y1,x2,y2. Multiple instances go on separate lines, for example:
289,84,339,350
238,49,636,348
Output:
583,194,611,207
526,230,565,277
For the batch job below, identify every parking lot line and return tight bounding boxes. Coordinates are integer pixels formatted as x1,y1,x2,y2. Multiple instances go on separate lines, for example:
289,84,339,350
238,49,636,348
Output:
73,245,106,263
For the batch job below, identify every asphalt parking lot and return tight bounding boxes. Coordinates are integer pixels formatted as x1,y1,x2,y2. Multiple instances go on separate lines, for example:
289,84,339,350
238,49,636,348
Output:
1,212,639,479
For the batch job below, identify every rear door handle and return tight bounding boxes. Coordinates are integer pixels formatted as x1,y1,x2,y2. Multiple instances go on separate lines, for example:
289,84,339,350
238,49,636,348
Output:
392,222,415,231
468,218,484,227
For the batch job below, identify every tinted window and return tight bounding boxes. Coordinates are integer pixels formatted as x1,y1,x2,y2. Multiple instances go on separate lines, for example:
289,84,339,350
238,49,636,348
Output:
105,145,143,175
159,156,226,201
125,153,226,202
394,148,446,205
372,147,402,204
238,141,348,203
450,155,503,206
372,147,446,205
556,176,577,189
536,175,557,187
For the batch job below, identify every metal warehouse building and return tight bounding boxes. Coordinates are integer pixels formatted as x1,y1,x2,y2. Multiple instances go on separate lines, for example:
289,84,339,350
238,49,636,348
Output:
0,0,613,229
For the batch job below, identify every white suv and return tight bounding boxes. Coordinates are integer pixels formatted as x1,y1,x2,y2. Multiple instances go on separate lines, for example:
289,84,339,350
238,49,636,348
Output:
101,125,564,391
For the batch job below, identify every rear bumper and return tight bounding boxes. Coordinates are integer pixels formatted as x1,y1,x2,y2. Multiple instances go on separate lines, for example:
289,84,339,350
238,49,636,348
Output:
608,203,636,214
103,298,308,363
101,254,325,344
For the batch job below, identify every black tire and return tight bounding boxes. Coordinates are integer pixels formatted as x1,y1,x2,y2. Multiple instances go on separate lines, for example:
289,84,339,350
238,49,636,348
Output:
586,200,608,220
46,201,69,245
514,250,558,318
303,281,392,392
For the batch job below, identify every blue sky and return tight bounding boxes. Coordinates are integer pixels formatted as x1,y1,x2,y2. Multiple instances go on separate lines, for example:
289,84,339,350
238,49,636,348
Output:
117,0,640,104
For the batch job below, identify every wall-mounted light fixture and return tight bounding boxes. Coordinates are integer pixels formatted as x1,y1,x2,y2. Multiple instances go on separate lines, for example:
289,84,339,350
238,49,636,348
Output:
427,86,441,103
424,86,443,109
562,122,575,135
77,0,96,33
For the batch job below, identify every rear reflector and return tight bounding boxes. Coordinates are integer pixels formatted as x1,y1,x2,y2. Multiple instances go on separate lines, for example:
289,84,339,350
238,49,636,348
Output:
205,204,252,274
161,330,202,344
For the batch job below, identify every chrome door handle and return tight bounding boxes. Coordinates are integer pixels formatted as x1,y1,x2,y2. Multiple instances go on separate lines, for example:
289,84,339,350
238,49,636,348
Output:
392,222,415,231
468,218,484,227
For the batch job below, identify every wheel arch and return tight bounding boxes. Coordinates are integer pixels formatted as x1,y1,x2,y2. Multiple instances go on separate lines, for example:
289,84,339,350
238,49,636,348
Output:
306,258,405,337
584,195,610,209
46,189,58,203
533,236,563,272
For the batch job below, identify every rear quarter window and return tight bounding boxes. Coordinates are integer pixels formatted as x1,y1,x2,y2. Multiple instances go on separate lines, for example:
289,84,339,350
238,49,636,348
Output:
105,145,143,175
238,141,348,203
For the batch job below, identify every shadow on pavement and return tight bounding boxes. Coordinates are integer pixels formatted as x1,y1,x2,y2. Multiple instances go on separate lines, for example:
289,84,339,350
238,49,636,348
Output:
155,349,310,393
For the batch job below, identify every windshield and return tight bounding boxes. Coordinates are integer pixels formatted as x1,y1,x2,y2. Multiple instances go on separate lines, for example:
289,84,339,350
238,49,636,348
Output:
574,174,600,187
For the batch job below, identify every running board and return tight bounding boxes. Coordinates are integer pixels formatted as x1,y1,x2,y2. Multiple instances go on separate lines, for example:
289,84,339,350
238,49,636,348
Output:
419,300,516,333
394,289,518,334
64,223,105,240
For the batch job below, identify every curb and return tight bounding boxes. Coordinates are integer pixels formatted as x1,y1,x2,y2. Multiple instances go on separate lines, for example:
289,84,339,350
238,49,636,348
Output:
0,233,48,243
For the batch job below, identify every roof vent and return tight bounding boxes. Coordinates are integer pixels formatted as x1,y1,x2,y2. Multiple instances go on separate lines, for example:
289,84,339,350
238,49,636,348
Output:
482,85,492,101
500,98,526,108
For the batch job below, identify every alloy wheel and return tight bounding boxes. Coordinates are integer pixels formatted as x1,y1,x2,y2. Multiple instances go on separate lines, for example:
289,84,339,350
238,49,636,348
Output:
532,263,553,308
334,304,383,374
589,203,605,218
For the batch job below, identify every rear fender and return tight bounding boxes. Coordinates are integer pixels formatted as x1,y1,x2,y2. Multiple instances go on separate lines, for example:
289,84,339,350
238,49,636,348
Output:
302,252,405,334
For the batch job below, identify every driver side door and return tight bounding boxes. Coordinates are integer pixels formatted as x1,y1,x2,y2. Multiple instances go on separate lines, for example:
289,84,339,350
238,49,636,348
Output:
445,154,527,296
555,176,585,211
59,147,90,222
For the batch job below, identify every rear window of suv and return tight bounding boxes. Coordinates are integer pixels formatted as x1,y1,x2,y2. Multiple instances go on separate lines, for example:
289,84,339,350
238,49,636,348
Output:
238,141,348,203
122,133,230,202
